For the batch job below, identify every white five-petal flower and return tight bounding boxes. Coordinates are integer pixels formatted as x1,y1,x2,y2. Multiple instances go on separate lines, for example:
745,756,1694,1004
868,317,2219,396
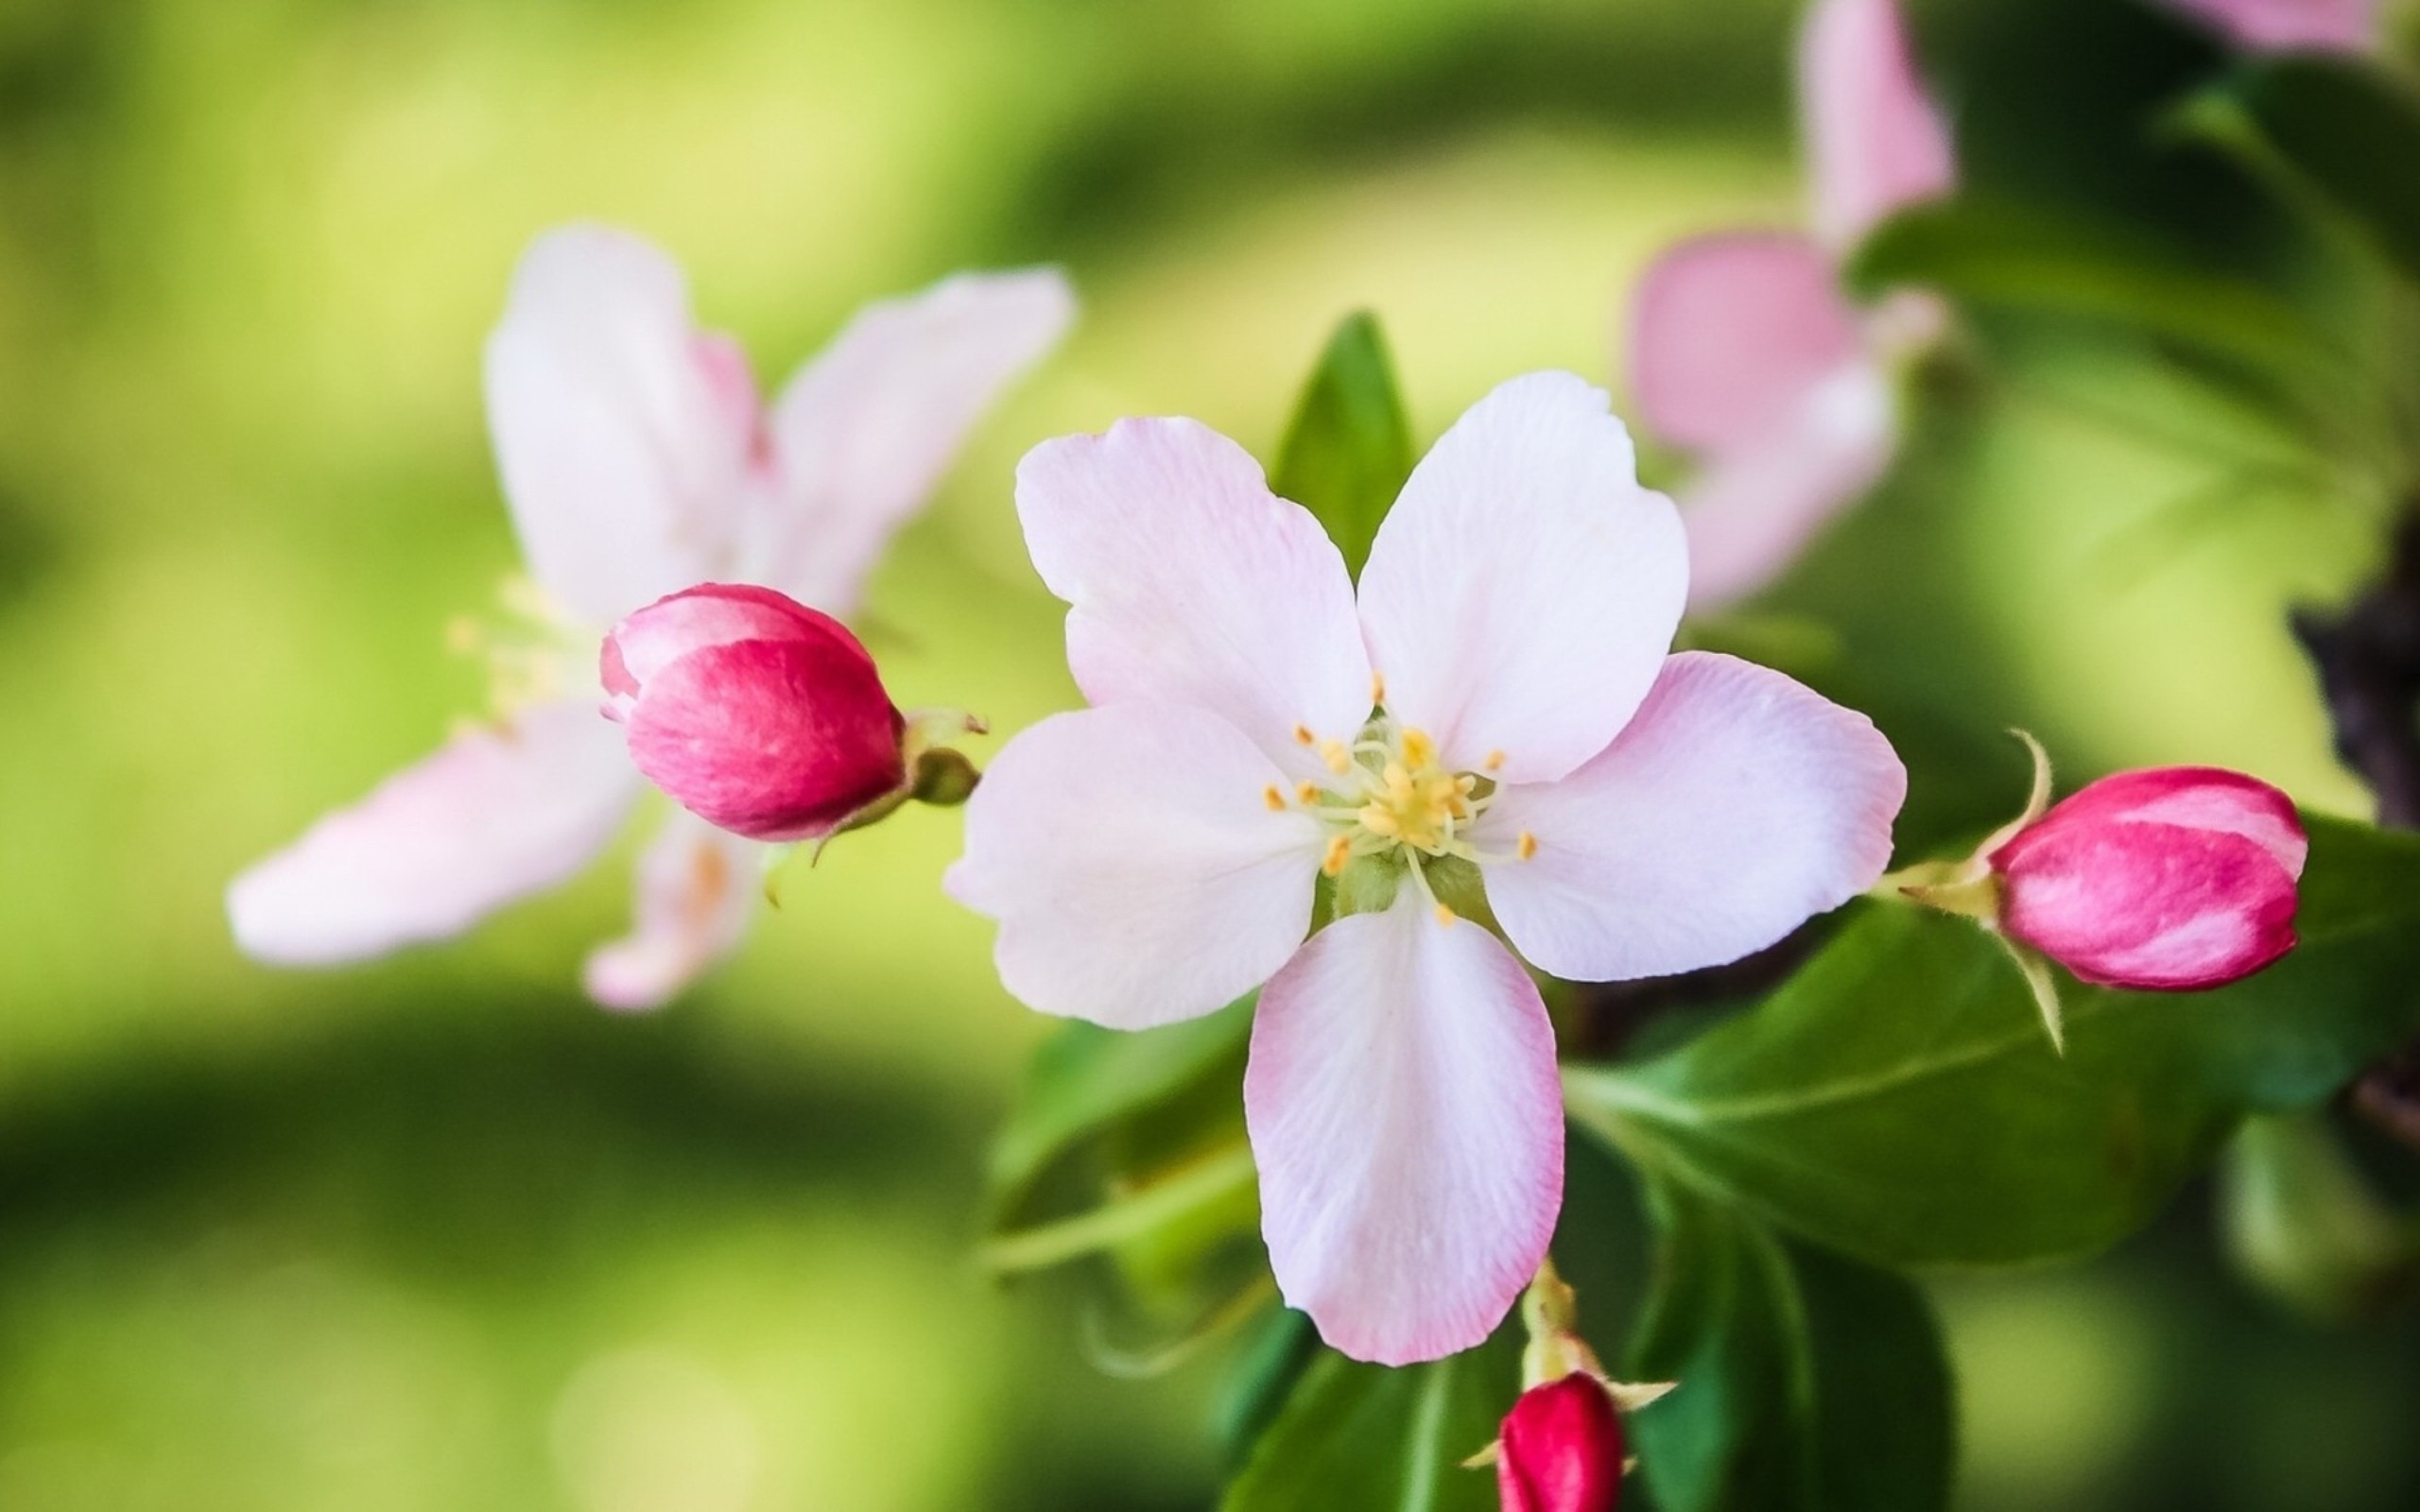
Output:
229,223,1074,1009
1629,0,1956,612
949,371,1908,1365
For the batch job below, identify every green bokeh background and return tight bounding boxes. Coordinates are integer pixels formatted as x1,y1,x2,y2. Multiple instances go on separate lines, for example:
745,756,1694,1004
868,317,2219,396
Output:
0,0,2413,1507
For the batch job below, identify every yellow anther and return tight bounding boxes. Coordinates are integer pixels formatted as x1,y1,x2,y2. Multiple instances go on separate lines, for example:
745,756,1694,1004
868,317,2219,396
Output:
1371,671,1387,705
1400,729,1438,770
1319,738,1353,775
1296,781,1322,804
1294,724,1316,746
1322,835,1354,876
1433,902,1458,926
1263,784,1287,812
1357,804,1402,838
1484,749,1508,772
1383,764,1414,799
1517,831,1539,861
1455,774,1478,794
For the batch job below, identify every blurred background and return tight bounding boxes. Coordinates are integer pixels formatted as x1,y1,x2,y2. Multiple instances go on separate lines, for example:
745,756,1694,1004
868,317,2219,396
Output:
0,0,2415,1506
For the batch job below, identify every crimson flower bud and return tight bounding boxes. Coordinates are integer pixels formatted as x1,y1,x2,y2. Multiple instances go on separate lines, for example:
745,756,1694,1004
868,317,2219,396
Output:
1497,1373,1623,1512
602,584,908,843
1986,766,2308,991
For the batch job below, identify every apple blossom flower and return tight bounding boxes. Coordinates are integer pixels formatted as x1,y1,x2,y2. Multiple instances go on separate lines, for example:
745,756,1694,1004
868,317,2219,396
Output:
228,223,1073,1010
602,584,909,843
948,371,1906,1364
1989,766,2308,991
1495,1375,1625,1512
2163,0,2377,53
1627,0,1955,612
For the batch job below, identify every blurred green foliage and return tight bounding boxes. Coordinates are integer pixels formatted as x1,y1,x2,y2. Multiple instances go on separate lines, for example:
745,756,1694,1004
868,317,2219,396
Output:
0,0,2415,1507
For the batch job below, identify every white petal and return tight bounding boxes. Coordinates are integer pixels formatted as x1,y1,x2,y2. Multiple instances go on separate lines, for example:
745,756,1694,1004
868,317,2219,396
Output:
228,700,642,965
945,702,1323,1028
1480,651,1905,981
1246,899,1563,1366
756,268,1076,614
1017,418,1372,779
1679,360,1897,613
483,224,756,623
582,811,761,1012
1357,372,1686,784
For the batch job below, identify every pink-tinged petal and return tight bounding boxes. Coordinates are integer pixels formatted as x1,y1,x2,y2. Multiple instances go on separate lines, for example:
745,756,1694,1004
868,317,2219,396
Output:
1498,1374,1626,1512
1990,767,2308,990
583,812,759,1012
946,702,1323,1028
484,224,759,624
1245,899,1564,1366
1357,372,1686,785
1802,0,1957,252
1629,232,1864,456
1017,418,1372,779
228,699,642,965
1678,360,1897,613
757,268,1076,614
2164,0,2377,52
1480,652,1905,982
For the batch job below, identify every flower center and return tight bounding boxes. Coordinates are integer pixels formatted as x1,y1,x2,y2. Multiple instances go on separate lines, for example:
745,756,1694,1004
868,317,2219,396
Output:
1264,708,1535,922
446,575,593,720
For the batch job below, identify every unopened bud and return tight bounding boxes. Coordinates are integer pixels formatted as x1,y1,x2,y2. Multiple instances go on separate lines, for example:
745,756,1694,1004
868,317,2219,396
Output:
601,583,907,843
1497,1373,1624,1512
1988,766,2307,991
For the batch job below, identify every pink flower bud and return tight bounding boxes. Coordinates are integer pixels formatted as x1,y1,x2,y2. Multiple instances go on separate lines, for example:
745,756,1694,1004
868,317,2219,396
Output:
1987,767,2308,991
1497,1373,1624,1512
602,584,908,843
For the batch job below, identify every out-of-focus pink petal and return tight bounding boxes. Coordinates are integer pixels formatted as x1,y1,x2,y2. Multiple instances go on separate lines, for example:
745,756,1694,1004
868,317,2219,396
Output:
2164,0,2377,52
1016,418,1372,781
1676,359,1897,613
1802,0,1957,252
1630,232,1864,456
1246,898,1564,1366
758,268,1076,614
1991,766,2308,990
483,224,758,624
1357,372,1686,786
946,702,1323,1028
228,699,642,965
1480,652,1903,982
583,811,760,1012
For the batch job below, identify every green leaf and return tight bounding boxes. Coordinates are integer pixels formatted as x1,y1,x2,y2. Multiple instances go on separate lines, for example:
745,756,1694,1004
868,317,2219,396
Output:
1629,1179,1952,1512
1846,199,2342,387
1566,815,2420,1267
1222,1325,1518,1512
1272,312,1415,580
2183,57,2420,284
987,996,1253,1221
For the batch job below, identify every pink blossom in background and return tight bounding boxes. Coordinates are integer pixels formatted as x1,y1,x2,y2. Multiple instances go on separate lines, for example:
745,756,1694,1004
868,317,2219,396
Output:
1497,1374,1626,1512
603,584,908,844
1628,0,1955,612
2164,0,2377,53
950,372,1906,1364
1989,766,2308,990
228,224,1073,1010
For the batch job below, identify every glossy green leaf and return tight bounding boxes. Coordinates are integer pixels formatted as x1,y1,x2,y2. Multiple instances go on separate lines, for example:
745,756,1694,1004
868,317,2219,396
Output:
1567,816,2420,1267
1222,1324,1518,1512
1628,1179,1952,1512
1272,311,1415,580
2183,56,2420,284
987,996,1253,1221
1847,199,2341,387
